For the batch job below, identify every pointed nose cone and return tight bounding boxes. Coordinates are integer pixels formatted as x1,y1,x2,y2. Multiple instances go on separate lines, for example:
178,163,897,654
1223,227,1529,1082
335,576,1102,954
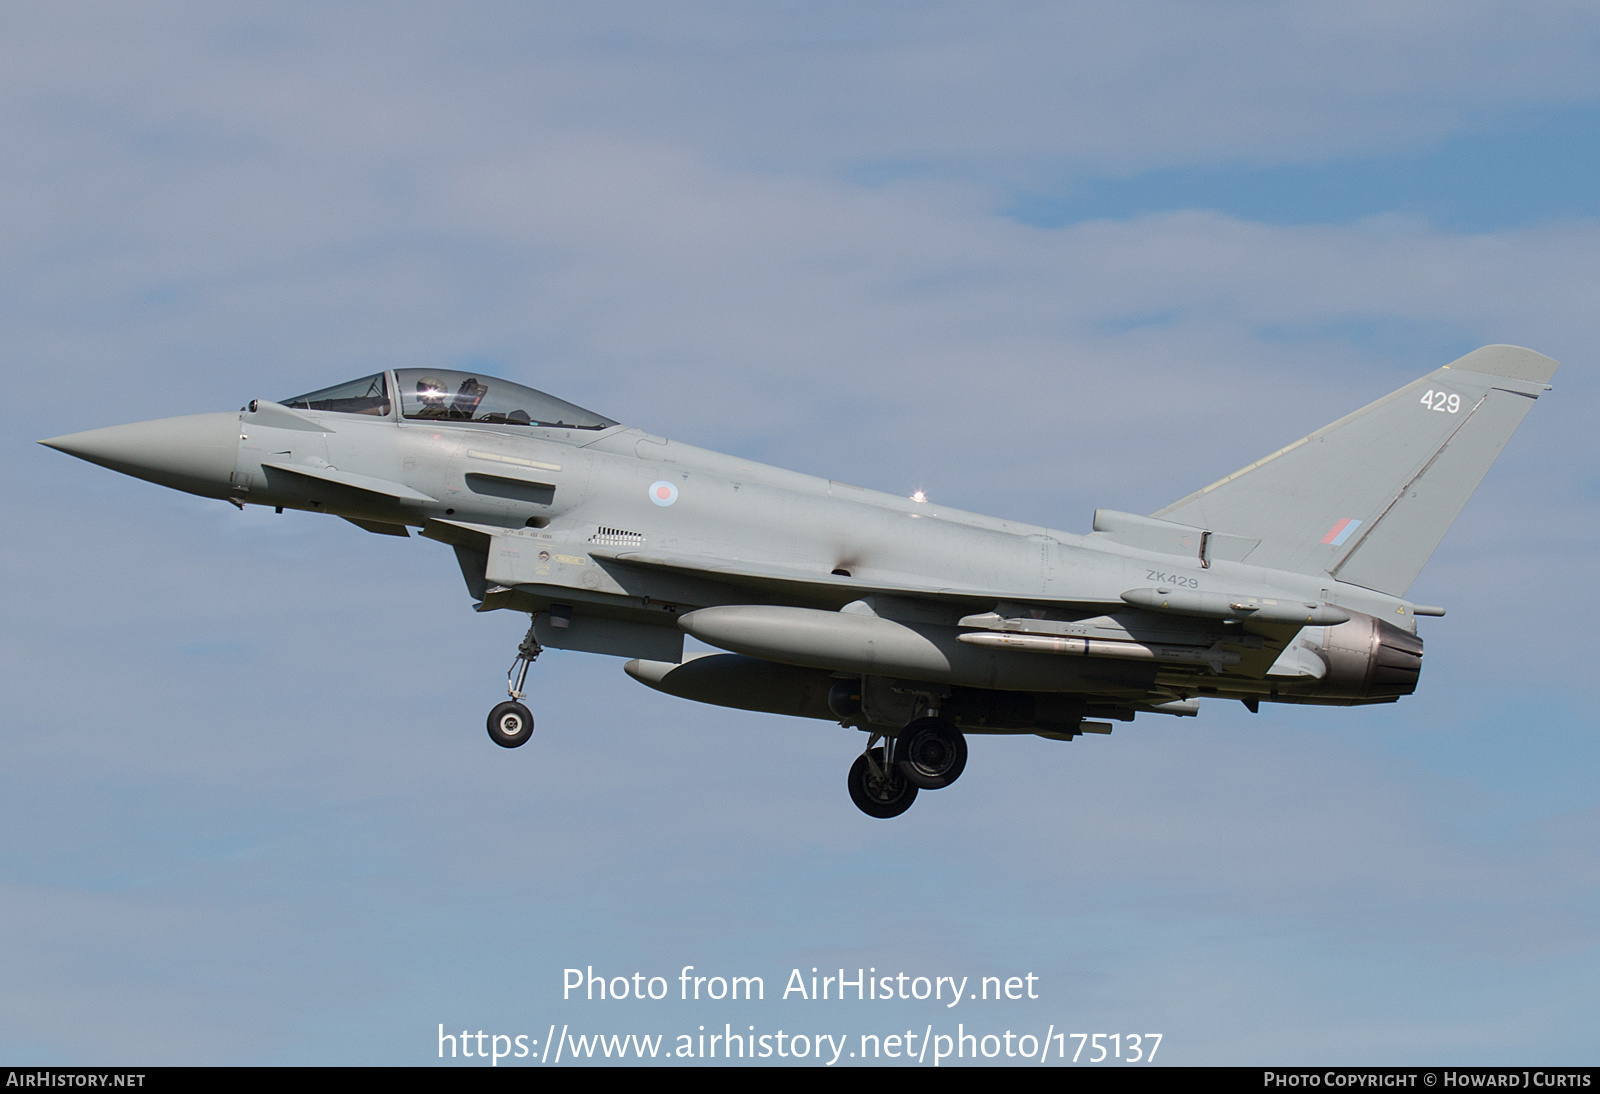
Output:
40,412,241,500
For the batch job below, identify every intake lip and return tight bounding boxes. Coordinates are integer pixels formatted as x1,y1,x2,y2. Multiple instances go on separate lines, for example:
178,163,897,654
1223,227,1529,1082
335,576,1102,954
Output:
40,412,242,500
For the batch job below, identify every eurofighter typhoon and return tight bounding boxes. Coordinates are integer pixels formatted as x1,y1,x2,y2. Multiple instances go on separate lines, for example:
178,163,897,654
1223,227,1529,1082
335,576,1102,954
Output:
42,346,1556,817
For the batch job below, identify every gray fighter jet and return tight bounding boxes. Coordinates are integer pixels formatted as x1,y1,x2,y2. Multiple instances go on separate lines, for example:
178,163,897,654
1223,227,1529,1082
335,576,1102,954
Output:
41,346,1557,817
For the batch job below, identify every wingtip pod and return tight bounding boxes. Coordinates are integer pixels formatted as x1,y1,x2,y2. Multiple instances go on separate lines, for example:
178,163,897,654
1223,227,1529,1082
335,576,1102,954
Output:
1444,345,1560,386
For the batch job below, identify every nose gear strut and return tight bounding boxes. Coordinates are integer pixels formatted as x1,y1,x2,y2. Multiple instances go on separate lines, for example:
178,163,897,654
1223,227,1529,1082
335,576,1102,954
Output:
487,614,542,749
507,615,543,702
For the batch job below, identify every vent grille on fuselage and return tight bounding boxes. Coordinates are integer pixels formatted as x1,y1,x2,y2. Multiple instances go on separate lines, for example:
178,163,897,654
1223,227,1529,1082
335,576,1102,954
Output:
589,526,645,546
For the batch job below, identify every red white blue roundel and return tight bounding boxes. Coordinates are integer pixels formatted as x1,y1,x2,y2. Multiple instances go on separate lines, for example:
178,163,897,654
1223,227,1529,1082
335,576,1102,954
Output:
648,480,679,506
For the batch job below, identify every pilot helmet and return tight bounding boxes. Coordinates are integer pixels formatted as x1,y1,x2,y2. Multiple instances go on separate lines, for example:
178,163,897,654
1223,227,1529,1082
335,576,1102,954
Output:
415,376,448,410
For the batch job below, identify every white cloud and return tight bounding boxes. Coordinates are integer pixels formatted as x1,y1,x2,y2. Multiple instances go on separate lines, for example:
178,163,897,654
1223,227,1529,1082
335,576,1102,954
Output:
3,2,1598,1063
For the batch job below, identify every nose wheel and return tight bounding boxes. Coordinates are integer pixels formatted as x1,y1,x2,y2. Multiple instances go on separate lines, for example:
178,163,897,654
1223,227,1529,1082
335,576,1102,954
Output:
487,700,534,748
487,614,542,749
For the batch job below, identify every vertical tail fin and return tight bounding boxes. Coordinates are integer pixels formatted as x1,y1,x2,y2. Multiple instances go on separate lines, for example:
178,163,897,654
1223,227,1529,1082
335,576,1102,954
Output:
1151,345,1558,596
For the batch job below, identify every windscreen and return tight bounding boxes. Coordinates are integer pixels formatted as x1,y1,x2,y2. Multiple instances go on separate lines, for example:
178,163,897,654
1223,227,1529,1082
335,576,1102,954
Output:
281,373,391,415
395,369,616,430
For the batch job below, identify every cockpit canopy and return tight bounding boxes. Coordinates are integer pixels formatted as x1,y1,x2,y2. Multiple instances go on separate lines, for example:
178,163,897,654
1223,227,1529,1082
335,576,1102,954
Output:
282,373,391,416
395,369,616,429
282,369,617,430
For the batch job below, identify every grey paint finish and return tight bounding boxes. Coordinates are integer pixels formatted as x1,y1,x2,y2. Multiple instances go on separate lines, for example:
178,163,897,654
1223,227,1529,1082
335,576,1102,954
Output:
1154,346,1556,593
624,654,838,723
680,604,1158,695
42,412,241,500
1332,376,1547,594
39,345,1556,799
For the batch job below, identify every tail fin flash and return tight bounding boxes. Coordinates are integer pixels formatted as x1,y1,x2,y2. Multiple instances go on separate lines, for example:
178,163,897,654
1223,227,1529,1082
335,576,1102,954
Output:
1151,345,1558,596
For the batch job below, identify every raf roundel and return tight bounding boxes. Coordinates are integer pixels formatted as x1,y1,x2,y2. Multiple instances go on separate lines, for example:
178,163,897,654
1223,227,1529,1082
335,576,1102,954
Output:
648,480,679,507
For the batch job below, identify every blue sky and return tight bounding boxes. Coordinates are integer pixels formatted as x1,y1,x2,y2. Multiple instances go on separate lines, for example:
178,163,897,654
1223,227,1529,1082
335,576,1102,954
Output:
1003,104,1600,231
2,2,1598,1065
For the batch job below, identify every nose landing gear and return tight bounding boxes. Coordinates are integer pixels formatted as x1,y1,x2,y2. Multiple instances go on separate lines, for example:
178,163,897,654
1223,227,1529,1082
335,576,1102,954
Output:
487,700,534,748
487,615,542,749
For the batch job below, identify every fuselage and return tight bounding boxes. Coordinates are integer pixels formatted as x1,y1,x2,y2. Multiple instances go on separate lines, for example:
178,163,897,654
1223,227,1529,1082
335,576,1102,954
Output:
241,392,1408,619
42,369,1423,719
43,346,1563,816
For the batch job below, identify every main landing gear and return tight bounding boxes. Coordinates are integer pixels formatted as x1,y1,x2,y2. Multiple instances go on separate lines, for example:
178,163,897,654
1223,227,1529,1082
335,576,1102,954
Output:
848,717,968,818
894,717,967,789
848,745,918,819
488,616,542,749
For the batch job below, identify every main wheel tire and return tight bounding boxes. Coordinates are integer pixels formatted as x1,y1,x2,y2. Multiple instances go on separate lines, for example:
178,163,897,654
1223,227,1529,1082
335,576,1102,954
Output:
487,700,534,748
848,747,918,818
894,717,967,789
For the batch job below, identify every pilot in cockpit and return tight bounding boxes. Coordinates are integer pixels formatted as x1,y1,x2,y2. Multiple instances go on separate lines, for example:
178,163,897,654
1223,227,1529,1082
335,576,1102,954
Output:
413,376,451,418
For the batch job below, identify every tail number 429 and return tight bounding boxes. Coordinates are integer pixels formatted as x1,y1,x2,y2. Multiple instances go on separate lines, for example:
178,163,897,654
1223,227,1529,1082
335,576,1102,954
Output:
1421,389,1460,413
